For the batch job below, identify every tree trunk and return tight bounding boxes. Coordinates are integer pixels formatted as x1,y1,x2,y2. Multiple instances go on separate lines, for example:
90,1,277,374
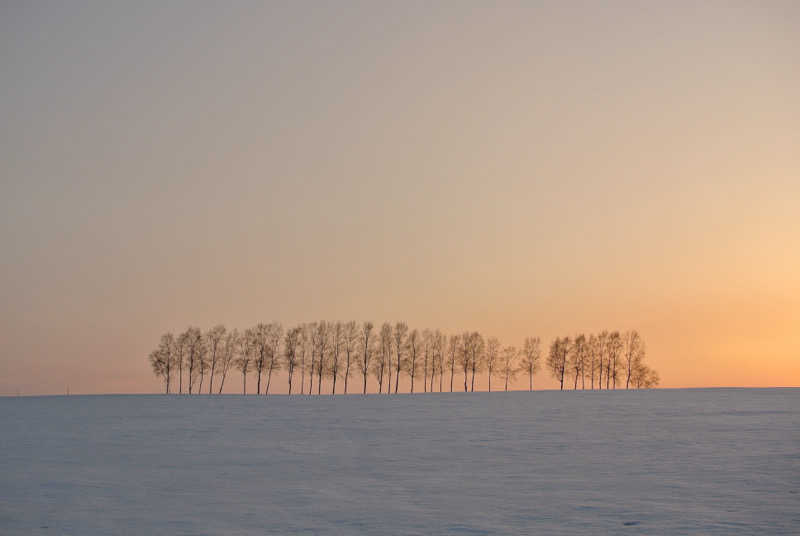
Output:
332,374,337,396
266,365,273,395
529,369,533,391
218,371,227,395
242,372,246,395
395,358,401,394
423,354,428,393
363,371,367,395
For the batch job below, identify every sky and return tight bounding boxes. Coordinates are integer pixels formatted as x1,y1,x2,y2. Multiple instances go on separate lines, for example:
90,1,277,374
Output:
1,1,798,395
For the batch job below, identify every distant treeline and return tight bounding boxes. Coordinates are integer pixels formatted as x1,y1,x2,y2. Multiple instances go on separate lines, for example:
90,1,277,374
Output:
148,322,659,395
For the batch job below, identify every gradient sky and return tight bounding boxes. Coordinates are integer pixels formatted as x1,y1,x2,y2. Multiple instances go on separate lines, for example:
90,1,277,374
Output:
1,1,798,394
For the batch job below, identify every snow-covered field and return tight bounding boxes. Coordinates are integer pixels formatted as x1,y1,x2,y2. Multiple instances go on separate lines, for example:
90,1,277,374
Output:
1,389,797,535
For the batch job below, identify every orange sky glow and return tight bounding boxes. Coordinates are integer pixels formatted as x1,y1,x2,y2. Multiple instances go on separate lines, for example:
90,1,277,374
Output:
1,2,798,394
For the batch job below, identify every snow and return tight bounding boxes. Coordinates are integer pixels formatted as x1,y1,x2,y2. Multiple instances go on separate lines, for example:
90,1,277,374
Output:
1,389,798,535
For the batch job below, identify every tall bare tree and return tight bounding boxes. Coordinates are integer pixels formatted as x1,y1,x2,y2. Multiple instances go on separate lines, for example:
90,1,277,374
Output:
448,334,459,392
250,323,270,395
459,331,471,392
236,328,254,395
623,330,645,389
217,329,239,394
468,332,484,392
206,324,226,395
328,322,343,395
342,321,358,394
307,322,318,395
149,332,175,393
570,334,587,390
284,326,301,395
358,322,374,395
373,322,392,394
547,336,570,390
520,337,541,391
175,330,188,394
183,327,204,394
485,337,500,392
264,322,282,395
433,330,444,392
393,322,407,394
606,331,622,389
501,345,518,391
299,323,310,394
407,329,420,393
587,334,599,390
312,321,328,395
422,329,432,393
596,331,609,390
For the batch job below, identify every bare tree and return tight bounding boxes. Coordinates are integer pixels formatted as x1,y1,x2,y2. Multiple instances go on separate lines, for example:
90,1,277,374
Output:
196,340,209,394
519,337,541,391
299,323,310,394
328,322,343,395
358,322,374,395
284,327,301,395
587,334,599,390
570,334,587,390
548,336,570,390
422,329,432,393
311,321,329,395
407,329,420,393
206,324,226,395
433,330,444,392
373,322,392,394
448,334,459,392
632,361,659,388
343,321,359,394
485,337,500,392
623,330,645,389
175,330,188,394
183,327,204,394
149,332,175,393
307,322,318,395
236,328,254,395
469,332,484,392
606,331,622,389
596,331,608,390
250,323,270,395
393,322,408,394
264,323,282,395
217,329,240,394
459,331,471,392
501,345,518,391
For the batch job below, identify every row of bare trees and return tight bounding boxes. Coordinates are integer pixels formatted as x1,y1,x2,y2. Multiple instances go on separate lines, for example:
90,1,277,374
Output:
149,323,659,395
546,331,659,390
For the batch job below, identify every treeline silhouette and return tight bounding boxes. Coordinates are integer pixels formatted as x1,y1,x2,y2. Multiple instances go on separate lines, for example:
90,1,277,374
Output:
148,322,659,395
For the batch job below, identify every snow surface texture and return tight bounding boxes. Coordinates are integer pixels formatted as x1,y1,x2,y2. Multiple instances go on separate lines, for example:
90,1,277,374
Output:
1,389,798,535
